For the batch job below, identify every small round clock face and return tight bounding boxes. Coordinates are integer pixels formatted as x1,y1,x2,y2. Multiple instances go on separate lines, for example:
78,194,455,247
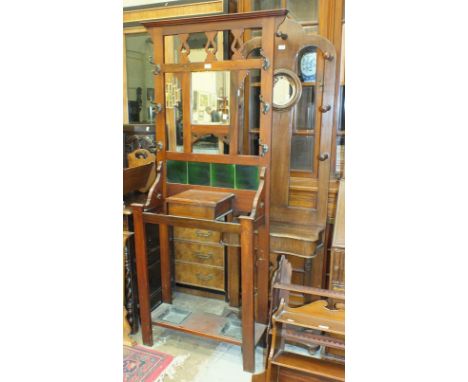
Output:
301,52,317,81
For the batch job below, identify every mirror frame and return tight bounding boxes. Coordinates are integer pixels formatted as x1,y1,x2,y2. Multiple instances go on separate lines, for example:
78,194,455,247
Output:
272,68,302,111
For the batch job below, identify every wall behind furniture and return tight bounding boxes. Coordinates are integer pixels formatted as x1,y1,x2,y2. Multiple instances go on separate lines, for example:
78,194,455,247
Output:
124,0,179,8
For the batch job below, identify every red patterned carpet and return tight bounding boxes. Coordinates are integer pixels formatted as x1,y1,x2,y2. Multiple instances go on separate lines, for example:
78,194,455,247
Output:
123,345,174,382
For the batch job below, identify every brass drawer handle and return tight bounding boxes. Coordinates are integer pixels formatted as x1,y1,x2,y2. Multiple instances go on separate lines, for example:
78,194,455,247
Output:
195,230,212,238
196,273,214,281
194,252,213,260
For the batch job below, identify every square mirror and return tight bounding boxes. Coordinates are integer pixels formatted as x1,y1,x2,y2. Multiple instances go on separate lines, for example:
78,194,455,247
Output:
191,71,230,125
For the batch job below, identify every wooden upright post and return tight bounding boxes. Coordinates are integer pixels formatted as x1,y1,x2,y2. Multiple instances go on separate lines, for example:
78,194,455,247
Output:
159,223,172,303
239,216,255,372
132,205,153,346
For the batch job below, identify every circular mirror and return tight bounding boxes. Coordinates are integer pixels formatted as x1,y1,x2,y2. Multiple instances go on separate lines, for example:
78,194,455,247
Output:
272,69,302,111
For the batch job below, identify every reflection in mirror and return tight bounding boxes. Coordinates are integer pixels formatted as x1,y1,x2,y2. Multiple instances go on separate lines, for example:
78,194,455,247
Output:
191,71,230,125
272,69,302,111
244,69,261,156
125,33,154,123
192,134,224,155
273,75,294,107
165,73,183,152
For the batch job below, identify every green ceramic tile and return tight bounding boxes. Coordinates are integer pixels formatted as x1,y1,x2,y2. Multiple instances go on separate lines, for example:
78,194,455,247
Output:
211,163,235,188
188,162,211,186
166,160,188,184
235,165,259,190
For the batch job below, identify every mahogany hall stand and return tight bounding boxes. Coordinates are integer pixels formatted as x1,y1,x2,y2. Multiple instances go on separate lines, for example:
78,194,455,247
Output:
131,10,288,372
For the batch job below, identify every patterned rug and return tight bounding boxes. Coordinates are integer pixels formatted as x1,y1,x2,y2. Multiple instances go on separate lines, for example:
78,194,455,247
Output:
124,345,174,382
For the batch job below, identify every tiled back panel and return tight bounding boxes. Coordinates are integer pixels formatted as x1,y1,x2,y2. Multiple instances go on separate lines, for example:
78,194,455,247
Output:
167,160,259,190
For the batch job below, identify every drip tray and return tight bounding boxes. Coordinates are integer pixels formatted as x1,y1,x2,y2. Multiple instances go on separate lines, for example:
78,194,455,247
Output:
157,307,191,325
220,318,242,341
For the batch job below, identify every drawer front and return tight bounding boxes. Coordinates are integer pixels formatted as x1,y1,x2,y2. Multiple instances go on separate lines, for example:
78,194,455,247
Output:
174,227,221,243
270,235,318,257
175,262,224,291
174,241,224,267
168,203,215,219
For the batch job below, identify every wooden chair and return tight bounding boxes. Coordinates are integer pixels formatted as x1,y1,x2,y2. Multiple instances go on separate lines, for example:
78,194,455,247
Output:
123,161,154,197
127,149,156,193
256,256,345,382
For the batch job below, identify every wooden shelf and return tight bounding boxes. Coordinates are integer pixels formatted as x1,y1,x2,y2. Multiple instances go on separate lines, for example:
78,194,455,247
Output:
282,328,345,350
274,300,344,335
271,352,345,381
302,81,317,87
270,221,323,243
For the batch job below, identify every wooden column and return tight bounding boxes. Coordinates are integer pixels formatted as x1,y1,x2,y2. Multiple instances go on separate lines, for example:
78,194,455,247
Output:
132,205,153,346
256,15,276,326
159,223,172,303
239,216,255,373
256,224,269,324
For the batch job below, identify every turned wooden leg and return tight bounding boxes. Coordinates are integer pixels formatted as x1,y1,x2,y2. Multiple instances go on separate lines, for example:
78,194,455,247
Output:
240,217,255,373
132,205,153,346
123,307,136,346
159,223,172,303
123,232,136,347
124,235,139,334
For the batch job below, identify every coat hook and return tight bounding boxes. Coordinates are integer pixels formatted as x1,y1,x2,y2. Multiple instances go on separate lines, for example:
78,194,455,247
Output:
259,94,271,114
259,139,269,157
259,49,271,71
323,52,334,61
151,102,163,113
275,31,288,40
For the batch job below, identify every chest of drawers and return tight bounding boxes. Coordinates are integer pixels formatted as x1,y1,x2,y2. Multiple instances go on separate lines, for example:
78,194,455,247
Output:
173,232,225,291
166,190,234,293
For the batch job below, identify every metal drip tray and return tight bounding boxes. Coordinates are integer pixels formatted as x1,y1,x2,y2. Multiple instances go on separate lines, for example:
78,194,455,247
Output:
220,318,242,341
157,307,191,324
